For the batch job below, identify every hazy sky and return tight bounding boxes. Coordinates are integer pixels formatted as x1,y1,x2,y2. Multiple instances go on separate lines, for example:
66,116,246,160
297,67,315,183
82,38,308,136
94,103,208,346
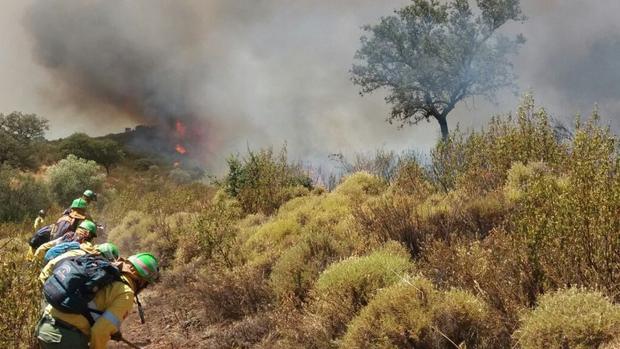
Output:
1,0,619,168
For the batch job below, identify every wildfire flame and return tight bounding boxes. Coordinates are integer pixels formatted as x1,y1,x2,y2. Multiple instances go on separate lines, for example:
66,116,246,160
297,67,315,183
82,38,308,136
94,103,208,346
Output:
175,144,187,154
174,120,188,155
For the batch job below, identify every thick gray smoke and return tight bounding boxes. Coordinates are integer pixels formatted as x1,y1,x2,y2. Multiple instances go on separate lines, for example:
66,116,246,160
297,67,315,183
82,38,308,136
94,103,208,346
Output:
18,0,620,169
506,0,620,130
24,0,416,167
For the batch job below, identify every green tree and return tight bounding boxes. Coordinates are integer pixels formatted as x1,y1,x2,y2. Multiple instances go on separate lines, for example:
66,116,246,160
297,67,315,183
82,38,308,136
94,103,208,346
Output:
47,154,105,205
94,139,124,174
59,133,124,174
0,165,51,222
352,0,525,140
0,112,49,169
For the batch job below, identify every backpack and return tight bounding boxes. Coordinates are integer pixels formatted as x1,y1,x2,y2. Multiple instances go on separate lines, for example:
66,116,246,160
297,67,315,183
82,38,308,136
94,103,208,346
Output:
43,241,82,264
28,224,53,249
51,215,80,239
43,254,121,324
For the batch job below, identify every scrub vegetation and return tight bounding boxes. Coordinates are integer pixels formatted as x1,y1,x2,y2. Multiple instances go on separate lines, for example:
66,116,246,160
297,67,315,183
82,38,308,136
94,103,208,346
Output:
2,95,620,348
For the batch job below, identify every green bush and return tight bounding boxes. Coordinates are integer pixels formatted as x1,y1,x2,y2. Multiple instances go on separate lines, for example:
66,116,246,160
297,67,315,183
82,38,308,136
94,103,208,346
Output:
270,230,351,305
243,189,370,267
341,278,492,349
307,243,413,341
99,179,213,232
504,117,620,300
353,192,421,256
47,154,105,205
430,95,566,193
179,198,243,268
0,165,50,222
224,146,312,215
515,288,620,349
106,210,155,254
391,157,435,198
334,172,387,203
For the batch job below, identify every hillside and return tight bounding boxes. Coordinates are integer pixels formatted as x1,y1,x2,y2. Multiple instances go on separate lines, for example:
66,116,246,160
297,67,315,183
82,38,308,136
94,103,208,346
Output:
2,97,620,348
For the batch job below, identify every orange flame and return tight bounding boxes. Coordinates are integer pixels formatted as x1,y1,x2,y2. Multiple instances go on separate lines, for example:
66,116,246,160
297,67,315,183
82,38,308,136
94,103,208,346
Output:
175,144,187,154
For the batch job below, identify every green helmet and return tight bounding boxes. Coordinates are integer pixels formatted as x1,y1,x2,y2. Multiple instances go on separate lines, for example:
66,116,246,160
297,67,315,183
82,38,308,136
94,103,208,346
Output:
83,190,97,202
128,253,159,283
71,198,88,209
96,243,119,260
78,220,97,236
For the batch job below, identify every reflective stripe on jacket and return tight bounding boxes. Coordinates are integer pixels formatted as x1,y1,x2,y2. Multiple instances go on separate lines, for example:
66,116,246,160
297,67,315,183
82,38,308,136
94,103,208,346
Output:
45,276,136,349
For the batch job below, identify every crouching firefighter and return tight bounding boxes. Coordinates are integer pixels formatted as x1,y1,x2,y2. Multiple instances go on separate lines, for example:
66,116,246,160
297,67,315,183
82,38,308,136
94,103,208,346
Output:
35,252,159,349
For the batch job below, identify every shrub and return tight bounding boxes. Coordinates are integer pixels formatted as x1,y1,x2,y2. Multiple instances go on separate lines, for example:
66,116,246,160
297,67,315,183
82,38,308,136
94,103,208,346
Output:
0,165,50,222
333,172,387,203
107,210,155,254
307,243,413,341
201,313,274,349
133,158,156,171
242,190,369,266
178,198,243,268
353,192,422,256
224,146,312,215
430,95,567,193
354,183,508,259
100,179,213,232
503,118,620,300
0,223,42,348
47,154,105,205
168,168,193,184
515,288,620,349
270,230,352,305
329,149,405,182
391,157,435,198
419,232,531,344
190,262,273,322
341,278,492,349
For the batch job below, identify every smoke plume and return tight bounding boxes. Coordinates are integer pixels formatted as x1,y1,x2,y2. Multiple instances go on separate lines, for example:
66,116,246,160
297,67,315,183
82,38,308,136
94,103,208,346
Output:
17,0,620,169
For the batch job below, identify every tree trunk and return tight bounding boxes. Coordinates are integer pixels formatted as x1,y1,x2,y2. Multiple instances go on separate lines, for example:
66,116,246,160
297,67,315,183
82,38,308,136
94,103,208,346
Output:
437,115,449,140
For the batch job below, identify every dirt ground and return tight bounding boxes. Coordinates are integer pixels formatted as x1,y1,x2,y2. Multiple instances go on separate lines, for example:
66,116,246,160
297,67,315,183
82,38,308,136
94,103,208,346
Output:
108,286,205,349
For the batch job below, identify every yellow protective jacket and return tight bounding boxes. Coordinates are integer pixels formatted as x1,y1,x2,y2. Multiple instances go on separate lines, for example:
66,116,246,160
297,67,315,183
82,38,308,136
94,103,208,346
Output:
44,275,136,349
33,237,64,262
34,216,45,230
34,240,96,263
38,244,97,285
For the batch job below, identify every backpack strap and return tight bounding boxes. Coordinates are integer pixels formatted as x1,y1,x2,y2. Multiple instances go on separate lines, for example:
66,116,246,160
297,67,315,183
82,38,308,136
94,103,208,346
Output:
84,302,103,326
83,273,124,326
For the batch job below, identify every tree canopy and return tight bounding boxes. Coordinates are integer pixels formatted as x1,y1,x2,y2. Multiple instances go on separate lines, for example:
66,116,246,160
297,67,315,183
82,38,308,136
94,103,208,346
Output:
0,112,49,169
59,133,124,174
352,0,525,139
